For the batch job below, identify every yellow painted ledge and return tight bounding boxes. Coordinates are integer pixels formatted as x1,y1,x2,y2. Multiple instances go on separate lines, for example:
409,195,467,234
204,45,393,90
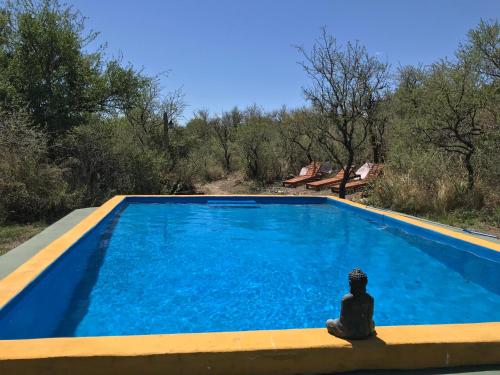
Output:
1,323,499,375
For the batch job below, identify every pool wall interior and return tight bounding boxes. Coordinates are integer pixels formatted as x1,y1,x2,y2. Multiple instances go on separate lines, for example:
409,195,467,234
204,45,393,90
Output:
0,195,499,375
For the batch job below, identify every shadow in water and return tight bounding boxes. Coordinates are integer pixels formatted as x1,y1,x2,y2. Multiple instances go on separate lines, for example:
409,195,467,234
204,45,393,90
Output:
383,226,500,295
53,204,127,336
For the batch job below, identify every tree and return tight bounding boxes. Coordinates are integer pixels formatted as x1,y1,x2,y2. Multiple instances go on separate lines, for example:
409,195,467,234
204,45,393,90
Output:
419,59,486,190
278,108,318,164
124,76,186,170
237,106,279,182
0,108,69,222
212,107,241,172
161,88,187,165
460,19,500,80
297,29,389,198
366,92,390,163
394,65,427,117
0,0,147,134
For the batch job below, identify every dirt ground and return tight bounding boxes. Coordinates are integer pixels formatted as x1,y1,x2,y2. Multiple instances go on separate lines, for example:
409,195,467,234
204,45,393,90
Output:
197,173,339,197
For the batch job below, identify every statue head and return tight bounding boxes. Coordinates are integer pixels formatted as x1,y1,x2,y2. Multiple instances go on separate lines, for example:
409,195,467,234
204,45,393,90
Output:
348,268,368,295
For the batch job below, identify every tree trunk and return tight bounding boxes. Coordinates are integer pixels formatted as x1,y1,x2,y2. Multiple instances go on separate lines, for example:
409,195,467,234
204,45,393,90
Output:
338,170,348,199
370,131,382,164
224,149,231,172
464,153,474,190
163,112,170,154
305,143,313,163
338,153,354,199
372,144,381,164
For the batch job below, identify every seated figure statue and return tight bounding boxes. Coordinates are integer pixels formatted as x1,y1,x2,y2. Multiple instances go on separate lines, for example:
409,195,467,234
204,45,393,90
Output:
326,268,375,339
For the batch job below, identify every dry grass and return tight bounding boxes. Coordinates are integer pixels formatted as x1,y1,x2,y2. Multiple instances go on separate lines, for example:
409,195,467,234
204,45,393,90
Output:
369,162,499,237
0,224,46,256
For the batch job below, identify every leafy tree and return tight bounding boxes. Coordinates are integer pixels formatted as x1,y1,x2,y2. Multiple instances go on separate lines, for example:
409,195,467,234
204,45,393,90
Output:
297,29,389,197
419,59,486,190
0,108,70,222
278,108,318,164
366,90,390,164
60,119,168,205
0,0,146,134
237,106,282,182
460,19,500,80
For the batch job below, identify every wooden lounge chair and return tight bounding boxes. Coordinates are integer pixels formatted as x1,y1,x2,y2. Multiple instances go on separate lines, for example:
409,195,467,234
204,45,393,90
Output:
331,164,384,193
282,161,321,187
305,166,356,191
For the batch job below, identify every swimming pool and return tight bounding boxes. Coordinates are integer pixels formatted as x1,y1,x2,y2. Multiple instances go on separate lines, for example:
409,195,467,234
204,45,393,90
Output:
0,196,499,340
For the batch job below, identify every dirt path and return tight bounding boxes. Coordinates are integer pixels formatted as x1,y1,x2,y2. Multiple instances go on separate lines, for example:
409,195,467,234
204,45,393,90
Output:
197,173,256,195
197,173,332,196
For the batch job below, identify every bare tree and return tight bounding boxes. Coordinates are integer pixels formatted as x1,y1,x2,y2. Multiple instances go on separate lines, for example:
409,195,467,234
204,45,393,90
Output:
297,28,389,198
162,88,187,161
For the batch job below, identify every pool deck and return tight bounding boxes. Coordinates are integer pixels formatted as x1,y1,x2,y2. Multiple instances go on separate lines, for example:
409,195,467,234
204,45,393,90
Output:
0,196,499,375
0,207,97,280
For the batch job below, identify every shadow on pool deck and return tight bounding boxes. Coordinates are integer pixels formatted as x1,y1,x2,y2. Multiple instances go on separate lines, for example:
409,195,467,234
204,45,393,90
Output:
337,365,500,374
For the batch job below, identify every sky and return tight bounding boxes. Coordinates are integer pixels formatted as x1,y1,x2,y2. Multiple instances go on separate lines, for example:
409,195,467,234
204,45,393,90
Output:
69,0,499,119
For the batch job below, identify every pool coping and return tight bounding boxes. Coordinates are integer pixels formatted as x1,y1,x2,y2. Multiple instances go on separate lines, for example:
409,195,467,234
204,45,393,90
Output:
0,195,499,375
0,207,97,280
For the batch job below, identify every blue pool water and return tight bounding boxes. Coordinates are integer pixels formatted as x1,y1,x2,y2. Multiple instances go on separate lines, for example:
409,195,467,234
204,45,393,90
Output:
0,197,499,339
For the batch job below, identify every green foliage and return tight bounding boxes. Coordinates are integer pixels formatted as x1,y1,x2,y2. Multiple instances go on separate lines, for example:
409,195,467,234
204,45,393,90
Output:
277,108,319,168
0,1,498,235
459,18,500,80
58,120,168,206
0,0,147,134
0,109,71,223
371,19,499,221
237,108,284,183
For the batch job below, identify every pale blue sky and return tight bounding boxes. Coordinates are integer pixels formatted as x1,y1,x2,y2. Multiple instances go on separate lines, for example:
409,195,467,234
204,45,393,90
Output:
69,0,499,117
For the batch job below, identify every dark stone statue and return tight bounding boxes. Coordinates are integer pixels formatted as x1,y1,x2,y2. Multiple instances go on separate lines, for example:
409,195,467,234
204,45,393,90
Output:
326,268,375,339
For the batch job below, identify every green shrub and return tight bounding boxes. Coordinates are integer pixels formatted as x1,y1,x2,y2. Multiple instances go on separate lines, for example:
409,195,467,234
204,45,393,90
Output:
59,121,170,205
0,110,72,223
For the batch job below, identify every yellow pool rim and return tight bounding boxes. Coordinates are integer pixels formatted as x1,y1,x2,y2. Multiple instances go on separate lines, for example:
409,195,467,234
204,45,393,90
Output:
0,195,499,375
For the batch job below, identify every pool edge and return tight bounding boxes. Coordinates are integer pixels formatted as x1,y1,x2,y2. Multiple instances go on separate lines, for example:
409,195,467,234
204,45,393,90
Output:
1,323,499,374
0,195,126,308
0,195,499,374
